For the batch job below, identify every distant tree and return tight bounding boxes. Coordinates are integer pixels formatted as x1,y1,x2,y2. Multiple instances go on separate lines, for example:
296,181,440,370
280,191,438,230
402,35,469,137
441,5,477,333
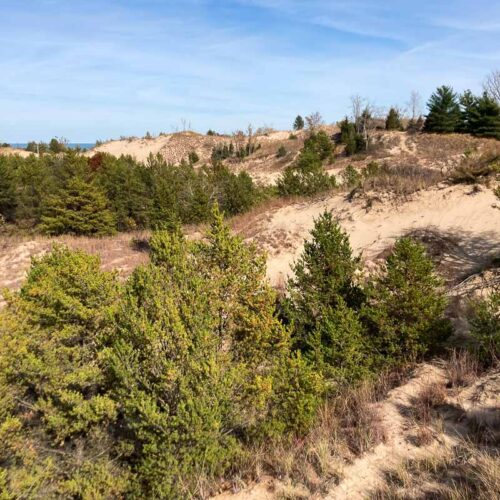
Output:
305,112,324,132
424,86,461,133
207,129,216,136
277,149,334,196
385,107,403,130
293,115,305,131
340,118,365,155
303,130,334,161
469,288,500,365
49,137,67,153
0,157,17,220
483,69,500,103
467,92,500,139
407,91,422,121
40,177,116,236
276,145,287,158
341,164,362,188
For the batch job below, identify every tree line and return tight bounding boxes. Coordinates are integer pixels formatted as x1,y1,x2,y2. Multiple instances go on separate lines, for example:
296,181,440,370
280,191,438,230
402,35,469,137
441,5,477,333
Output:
0,151,264,234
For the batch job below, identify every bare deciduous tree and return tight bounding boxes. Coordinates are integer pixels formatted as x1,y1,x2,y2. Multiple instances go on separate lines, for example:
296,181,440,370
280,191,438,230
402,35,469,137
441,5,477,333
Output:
350,95,365,133
407,91,423,120
483,70,500,103
305,111,324,132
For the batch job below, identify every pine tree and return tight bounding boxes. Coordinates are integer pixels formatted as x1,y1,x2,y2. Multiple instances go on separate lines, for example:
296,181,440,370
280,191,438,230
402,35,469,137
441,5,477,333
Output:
385,107,403,130
40,177,116,235
286,211,364,351
0,156,16,221
468,93,500,139
340,117,365,155
424,86,461,133
459,90,477,133
364,237,451,366
293,115,305,131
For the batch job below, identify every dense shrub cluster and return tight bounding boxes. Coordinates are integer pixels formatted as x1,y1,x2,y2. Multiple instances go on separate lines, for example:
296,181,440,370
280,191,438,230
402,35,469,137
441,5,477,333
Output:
0,151,263,235
277,131,336,196
339,117,366,156
211,140,260,161
283,212,452,385
0,205,455,497
0,207,324,498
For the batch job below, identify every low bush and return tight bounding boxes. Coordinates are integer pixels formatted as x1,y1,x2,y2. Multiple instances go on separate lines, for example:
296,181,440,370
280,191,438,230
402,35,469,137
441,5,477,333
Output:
469,288,500,365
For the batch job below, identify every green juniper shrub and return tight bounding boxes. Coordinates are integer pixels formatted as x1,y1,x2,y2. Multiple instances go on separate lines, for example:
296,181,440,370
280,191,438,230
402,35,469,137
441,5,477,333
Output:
342,164,362,188
468,289,499,365
0,247,129,498
40,176,116,236
340,118,365,156
277,145,287,158
362,160,381,179
188,150,200,164
363,237,452,367
106,206,324,497
277,149,335,196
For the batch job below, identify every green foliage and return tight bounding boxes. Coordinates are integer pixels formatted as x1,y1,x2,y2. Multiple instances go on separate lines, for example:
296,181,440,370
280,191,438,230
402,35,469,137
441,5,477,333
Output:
469,290,500,365
293,115,305,131
0,157,16,221
467,93,500,139
106,207,322,496
40,176,116,236
277,145,287,158
0,247,129,498
385,107,403,130
277,135,335,197
340,117,365,155
363,237,451,366
303,130,334,161
49,137,67,153
2,151,263,234
342,164,362,188
277,150,334,196
188,150,200,164
424,86,461,133
285,212,363,352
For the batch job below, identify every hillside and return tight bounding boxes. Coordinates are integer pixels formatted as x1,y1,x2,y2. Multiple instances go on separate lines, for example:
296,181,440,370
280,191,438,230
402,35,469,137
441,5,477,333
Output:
0,129,498,498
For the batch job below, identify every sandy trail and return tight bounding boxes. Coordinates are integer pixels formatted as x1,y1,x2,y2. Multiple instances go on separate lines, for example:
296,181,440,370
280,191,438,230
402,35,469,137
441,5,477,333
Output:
325,364,448,499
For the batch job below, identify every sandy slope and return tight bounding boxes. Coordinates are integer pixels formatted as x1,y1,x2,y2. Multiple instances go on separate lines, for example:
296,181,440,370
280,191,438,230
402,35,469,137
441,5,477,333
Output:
236,184,500,286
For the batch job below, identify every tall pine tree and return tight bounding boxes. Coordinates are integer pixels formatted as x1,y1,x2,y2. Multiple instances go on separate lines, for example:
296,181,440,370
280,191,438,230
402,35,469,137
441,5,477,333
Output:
424,86,461,133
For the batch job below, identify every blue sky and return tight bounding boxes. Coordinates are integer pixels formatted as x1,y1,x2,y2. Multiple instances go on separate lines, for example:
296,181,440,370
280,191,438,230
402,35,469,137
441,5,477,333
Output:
1,0,499,141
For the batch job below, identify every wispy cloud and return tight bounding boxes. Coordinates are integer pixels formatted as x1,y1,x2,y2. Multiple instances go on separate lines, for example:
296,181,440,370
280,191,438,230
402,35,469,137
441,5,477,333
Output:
0,0,498,141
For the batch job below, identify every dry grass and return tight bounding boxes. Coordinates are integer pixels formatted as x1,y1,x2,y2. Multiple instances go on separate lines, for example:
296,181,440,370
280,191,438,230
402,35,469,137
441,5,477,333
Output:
370,442,500,500
445,350,479,389
361,163,444,197
223,373,399,497
450,148,500,185
410,381,447,426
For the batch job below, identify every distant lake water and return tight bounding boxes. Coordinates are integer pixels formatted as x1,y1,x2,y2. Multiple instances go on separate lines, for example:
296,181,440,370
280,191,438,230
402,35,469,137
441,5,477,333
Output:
9,143,96,151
